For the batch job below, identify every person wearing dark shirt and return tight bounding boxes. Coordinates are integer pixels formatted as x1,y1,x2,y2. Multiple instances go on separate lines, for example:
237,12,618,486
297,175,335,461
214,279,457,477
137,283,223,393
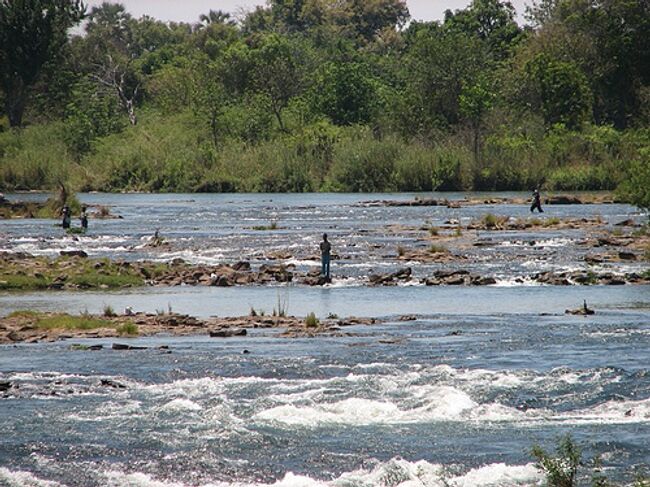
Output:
320,233,331,280
61,206,71,229
530,188,544,213
80,206,88,231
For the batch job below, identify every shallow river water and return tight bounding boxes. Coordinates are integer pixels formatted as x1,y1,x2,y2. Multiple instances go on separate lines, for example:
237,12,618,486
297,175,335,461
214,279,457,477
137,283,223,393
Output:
0,193,648,486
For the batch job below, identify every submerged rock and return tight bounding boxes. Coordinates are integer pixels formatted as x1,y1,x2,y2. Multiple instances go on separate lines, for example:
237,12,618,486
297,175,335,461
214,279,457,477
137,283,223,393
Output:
100,379,126,389
565,300,595,315
112,343,148,350
369,267,412,285
209,328,247,338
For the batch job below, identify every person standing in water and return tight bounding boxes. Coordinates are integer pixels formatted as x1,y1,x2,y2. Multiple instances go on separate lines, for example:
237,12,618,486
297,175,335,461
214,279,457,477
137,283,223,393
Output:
80,206,88,231
320,233,331,281
61,206,71,229
530,188,544,213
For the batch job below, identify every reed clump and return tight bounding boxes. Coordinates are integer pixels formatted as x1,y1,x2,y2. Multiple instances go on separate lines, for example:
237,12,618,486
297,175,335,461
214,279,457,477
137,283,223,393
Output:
305,312,319,328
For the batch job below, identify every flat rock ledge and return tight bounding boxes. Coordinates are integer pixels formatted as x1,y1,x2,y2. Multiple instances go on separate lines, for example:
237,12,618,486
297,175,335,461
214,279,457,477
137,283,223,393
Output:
0,313,383,345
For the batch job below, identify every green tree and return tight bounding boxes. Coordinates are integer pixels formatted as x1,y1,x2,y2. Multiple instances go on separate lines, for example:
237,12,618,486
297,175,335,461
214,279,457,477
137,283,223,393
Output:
191,58,227,148
63,79,125,159
401,26,484,134
459,76,495,164
248,34,312,132
198,9,234,27
0,0,85,127
444,0,523,61
526,53,592,130
348,0,409,43
312,61,377,126
525,0,650,129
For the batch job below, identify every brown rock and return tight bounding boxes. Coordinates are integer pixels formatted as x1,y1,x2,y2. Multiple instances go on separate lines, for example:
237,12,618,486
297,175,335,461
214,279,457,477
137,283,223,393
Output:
232,261,251,271
618,251,637,261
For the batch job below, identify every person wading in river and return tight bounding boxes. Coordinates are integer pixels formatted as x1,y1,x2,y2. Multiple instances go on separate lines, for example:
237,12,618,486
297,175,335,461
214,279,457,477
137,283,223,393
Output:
61,206,71,229
320,233,332,281
530,188,544,213
80,206,88,231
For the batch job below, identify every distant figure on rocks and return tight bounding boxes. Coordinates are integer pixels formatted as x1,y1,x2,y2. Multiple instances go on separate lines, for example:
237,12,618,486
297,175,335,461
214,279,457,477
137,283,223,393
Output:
530,188,544,213
320,233,331,281
61,206,71,229
80,206,88,231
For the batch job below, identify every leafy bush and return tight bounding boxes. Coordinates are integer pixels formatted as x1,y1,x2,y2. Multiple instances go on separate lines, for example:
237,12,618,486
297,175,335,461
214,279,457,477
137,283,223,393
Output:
531,435,581,487
116,322,139,336
618,147,650,213
103,304,116,317
305,312,319,328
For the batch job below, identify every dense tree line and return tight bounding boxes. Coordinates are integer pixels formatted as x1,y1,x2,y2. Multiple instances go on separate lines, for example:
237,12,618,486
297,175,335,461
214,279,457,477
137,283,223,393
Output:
0,0,648,209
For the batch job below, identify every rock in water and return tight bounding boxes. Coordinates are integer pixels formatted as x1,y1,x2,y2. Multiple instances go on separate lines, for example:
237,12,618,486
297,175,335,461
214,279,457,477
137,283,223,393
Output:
565,300,595,315
209,328,247,338
60,250,88,258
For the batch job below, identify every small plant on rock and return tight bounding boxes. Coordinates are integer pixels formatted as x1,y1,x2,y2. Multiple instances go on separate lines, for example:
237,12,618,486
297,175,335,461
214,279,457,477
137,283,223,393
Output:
305,312,319,328
429,244,448,254
103,304,116,317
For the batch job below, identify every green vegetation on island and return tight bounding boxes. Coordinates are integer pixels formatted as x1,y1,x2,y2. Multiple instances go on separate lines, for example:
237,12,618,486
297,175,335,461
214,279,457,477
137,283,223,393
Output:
0,254,145,291
7,310,136,335
0,0,649,211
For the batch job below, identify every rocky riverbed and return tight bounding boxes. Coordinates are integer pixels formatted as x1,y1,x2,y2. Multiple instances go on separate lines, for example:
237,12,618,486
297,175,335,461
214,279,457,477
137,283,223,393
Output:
0,310,379,345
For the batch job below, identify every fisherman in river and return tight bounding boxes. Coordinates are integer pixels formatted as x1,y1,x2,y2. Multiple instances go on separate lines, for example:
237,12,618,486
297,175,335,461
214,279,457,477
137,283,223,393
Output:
320,233,332,281
80,206,88,231
61,206,71,229
530,188,544,213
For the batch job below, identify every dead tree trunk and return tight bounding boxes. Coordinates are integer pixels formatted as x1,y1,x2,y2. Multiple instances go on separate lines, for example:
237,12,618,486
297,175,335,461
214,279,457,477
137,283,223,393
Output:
92,55,140,126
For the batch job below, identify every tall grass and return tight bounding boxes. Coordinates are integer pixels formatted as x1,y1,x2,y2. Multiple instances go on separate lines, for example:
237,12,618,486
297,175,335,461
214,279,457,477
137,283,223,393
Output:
1,110,647,194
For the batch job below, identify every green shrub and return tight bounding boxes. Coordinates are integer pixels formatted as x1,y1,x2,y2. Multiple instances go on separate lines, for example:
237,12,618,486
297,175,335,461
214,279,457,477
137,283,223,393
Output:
481,213,508,229
428,244,448,254
103,304,116,317
618,147,650,213
305,312,319,328
531,435,581,487
116,322,139,336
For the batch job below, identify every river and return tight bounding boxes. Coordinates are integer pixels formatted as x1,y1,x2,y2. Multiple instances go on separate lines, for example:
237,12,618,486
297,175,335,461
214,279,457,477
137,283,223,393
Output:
0,192,648,486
